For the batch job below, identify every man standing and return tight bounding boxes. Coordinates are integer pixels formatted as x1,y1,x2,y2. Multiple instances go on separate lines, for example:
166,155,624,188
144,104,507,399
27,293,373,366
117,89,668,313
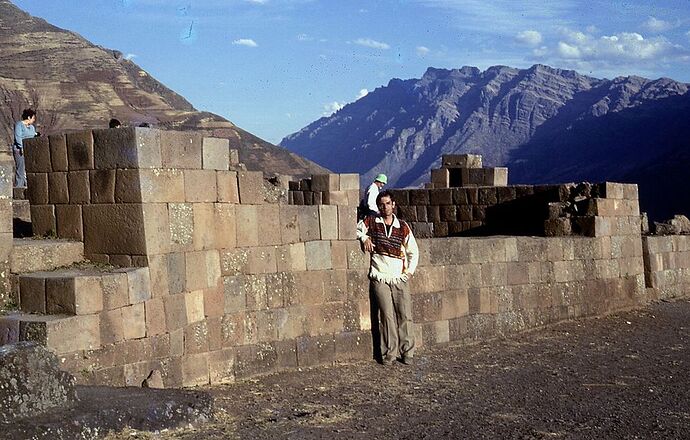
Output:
12,109,37,188
358,173,387,220
357,190,418,365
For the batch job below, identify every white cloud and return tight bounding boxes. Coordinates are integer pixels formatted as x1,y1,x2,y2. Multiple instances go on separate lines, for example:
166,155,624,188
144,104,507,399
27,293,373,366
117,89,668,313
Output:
245,0,267,4
356,89,369,99
416,46,430,56
232,38,258,47
323,101,344,116
515,30,542,46
643,16,674,33
354,38,390,50
557,41,581,59
686,30,690,40
124,53,137,60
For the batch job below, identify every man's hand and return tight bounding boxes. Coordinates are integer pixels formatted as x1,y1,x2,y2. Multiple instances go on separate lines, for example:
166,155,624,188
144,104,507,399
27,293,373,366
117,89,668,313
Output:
363,238,375,253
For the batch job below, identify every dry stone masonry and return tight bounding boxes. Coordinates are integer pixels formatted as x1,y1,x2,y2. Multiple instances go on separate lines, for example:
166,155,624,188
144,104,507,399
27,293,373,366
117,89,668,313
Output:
0,134,687,389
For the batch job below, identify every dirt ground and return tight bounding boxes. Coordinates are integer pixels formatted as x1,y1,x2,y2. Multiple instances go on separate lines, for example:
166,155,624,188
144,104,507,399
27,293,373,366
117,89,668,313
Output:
107,299,690,439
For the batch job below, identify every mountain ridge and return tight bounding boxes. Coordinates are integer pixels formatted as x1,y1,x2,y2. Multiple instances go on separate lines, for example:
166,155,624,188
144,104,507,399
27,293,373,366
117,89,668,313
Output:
280,63,689,219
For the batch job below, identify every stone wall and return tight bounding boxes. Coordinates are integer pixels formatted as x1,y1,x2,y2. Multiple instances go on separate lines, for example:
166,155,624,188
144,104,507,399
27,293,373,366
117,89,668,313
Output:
9,128,681,388
0,152,12,305
643,235,690,300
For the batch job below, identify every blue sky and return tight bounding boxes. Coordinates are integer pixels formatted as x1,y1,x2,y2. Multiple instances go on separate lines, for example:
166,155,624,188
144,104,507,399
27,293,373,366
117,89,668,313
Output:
12,0,690,144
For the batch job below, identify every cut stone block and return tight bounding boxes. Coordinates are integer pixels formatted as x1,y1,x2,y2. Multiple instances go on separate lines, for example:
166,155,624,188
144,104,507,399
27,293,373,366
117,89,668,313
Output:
24,136,51,173
68,170,91,204
339,174,360,191
99,308,124,345
238,171,265,204
319,205,338,240
305,241,333,271
442,154,482,169
10,238,84,273
323,191,348,205
160,130,202,169
214,203,237,249
66,130,95,171
55,205,83,241
48,134,68,172
19,314,100,354
19,274,46,313
217,171,239,203
192,203,216,250
311,174,339,192
168,203,193,251
47,172,69,204
298,206,320,242
256,205,282,246
184,169,217,203
26,173,48,205
139,169,185,203
236,205,259,247
122,303,146,340
30,205,56,237
45,272,104,315
431,168,449,187
0,316,20,345
93,127,161,169
337,206,357,240
83,204,146,255
89,169,116,203
202,137,230,170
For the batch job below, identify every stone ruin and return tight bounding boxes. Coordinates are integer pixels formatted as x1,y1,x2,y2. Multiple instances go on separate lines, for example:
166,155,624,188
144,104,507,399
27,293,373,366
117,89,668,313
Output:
0,129,689,396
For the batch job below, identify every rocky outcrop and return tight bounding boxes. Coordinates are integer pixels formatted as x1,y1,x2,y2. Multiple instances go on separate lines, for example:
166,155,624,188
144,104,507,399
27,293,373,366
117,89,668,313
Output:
0,341,77,422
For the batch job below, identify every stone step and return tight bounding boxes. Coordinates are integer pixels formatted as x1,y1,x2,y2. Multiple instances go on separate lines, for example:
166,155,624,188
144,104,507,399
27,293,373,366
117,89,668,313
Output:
12,187,26,200
0,312,100,354
17,266,151,316
12,199,30,222
10,238,84,273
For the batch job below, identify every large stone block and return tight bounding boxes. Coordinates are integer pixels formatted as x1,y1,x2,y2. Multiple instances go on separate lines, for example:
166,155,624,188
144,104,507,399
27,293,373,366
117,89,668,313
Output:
55,204,83,241
168,203,193,251
279,205,300,244
19,274,47,313
298,206,320,242
160,130,202,169
24,136,51,173
68,170,91,204
30,205,56,237
442,154,482,169
101,272,129,310
26,172,48,205
305,241,333,271
184,169,217,202
214,203,237,249
65,130,95,171
246,246,278,274
191,203,216,250
164,293,188,331
276,243,307,272
139,169,185,203
256,205,282,246
217,171,239,203
238,171,264,204
236,205,259,247
202,137,230,170
318,205,338,240
100,308,124,345
181,353,210,387
338,206,357,240
0,316,20,345
89,169,116,204
45,272,104,315
339,173,360,191
296,334,336,367
430,168,450,187
311,174,339,192
48,134,68,171
93,127,162,169
83,204,146,255
20,314,100,353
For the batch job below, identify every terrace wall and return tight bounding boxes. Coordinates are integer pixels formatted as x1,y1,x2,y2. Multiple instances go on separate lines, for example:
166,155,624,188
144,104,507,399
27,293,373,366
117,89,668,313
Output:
9,128,682,387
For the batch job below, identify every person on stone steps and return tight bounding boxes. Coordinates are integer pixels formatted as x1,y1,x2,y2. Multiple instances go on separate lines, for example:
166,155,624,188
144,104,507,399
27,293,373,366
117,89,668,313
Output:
357,190,419,365
12,108,38,188
357,173,387,221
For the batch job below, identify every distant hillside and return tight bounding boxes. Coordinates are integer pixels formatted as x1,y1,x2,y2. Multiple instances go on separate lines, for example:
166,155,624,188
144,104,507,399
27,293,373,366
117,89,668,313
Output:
0,0,327,177
280,64,689,220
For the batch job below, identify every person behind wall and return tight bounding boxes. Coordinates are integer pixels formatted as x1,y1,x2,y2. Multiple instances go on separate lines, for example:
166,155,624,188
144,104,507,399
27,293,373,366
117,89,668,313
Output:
357,173,387,221
109,118,122,128
12,108,38,188
357,190,419,366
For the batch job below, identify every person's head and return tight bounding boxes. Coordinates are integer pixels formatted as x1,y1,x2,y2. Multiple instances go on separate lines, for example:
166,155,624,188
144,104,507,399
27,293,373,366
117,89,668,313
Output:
376,190,395,217
374,173,387,188
109,118,121,128
21,109,36,124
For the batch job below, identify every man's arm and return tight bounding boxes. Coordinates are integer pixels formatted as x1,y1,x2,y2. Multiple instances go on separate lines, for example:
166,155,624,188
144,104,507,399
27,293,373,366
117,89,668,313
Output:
403,228,419,276
356,217,374,252
13,122,23,149
366,186,378,213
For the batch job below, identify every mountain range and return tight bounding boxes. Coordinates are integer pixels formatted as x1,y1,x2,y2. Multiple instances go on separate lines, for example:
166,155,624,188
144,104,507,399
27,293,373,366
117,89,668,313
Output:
0,0,326,177
280,64,690,221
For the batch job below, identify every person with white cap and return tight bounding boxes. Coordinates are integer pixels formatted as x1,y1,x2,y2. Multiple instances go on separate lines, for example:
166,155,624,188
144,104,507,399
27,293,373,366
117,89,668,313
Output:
358,173,387,220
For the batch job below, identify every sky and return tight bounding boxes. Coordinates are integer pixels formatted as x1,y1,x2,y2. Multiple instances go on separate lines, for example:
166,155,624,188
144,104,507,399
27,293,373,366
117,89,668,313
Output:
12,0,690,144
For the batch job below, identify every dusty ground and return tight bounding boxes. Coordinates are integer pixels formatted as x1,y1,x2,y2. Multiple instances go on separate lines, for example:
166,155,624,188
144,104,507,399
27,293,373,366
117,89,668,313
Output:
108,300,689,439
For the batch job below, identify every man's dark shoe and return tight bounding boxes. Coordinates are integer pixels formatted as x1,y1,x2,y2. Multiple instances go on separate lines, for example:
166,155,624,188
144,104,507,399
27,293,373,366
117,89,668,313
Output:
382,354,395,365
401,355,413,366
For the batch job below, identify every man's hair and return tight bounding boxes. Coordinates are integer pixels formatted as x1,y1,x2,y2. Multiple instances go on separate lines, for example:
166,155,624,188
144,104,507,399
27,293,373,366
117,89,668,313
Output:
376,190,394,206
109,118,121,128
21,109,36,120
